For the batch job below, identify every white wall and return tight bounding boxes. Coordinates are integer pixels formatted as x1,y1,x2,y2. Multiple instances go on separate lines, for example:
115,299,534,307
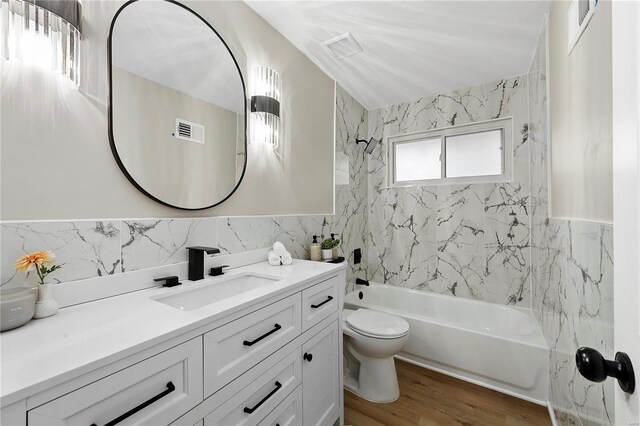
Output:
549,0,613,222
0,0,335,220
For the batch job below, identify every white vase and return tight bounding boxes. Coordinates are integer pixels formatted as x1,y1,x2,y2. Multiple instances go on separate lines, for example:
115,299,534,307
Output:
322,249,333,260
34,283,58,319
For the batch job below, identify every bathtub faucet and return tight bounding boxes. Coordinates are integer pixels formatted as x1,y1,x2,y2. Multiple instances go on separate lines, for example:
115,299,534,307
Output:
355,278,369,286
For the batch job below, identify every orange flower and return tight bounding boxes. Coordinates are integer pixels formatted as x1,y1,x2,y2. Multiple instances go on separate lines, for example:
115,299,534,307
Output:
14,250,56,273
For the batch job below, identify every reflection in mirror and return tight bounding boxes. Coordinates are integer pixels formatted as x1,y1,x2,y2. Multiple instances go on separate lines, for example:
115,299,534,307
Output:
109,0,246,210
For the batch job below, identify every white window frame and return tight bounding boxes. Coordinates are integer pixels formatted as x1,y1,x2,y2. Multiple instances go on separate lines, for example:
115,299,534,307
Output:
387,117,513,187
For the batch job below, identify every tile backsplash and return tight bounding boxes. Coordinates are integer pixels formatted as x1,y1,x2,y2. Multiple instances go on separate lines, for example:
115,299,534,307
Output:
1,216,351,288
1,221,122,287
120,219,218,272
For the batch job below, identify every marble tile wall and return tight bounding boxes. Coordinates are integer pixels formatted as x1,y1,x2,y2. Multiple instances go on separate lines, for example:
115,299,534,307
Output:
0,85,369,293
529,20,615,425
366,76,531,306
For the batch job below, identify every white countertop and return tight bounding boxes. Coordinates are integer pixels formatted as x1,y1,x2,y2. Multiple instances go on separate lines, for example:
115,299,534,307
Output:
0,260,345,407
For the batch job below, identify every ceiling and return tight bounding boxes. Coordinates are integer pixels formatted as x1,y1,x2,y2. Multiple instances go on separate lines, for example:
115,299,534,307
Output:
245,1,549,110
112,0,244,114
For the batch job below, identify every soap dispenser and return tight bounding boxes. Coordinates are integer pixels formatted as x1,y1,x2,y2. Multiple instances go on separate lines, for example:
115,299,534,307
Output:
310,235,321,261
331,233,340,259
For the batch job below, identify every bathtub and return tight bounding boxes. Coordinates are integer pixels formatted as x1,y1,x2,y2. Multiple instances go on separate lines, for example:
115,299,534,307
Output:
344,284,549,404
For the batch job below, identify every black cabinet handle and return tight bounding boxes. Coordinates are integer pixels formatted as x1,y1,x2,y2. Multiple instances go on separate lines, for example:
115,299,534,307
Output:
243,324,282,347
304,352,313,362
576,347,636,394
90,381,176,426
311,296,333,309
243,381,282,414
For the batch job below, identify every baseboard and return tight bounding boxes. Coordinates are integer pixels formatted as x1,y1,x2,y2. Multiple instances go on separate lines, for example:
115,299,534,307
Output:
547,402,559,426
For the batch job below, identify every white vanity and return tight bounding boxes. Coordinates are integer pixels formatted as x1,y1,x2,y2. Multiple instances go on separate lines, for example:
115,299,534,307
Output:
0,259,346,426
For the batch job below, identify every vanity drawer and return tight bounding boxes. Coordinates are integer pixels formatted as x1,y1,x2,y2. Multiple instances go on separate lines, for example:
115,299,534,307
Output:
257,385,302,426
203,347,302,426
204,294,301,397
301,276,339,331
28,337,203,426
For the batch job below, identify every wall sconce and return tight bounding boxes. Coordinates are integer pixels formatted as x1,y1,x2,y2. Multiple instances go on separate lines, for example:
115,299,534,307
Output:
250,66,281,149
0,0,82,85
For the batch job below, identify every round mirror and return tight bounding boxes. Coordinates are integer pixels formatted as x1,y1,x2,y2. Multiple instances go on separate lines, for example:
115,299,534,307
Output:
108,0,246,210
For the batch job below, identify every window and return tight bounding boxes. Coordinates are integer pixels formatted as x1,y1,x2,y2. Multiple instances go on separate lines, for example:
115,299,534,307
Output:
388,118,512,187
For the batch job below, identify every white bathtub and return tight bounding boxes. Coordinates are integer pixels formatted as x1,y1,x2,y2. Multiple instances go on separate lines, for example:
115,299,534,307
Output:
344,284,549,404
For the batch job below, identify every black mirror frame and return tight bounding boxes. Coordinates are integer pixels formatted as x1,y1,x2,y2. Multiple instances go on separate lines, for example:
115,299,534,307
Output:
107,0,247,210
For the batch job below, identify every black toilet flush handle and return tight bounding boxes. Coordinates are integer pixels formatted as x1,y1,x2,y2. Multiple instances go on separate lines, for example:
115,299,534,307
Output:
575,347,635,394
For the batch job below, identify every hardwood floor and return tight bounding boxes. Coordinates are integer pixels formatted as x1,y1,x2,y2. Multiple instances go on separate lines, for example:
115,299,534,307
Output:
344,360,551,426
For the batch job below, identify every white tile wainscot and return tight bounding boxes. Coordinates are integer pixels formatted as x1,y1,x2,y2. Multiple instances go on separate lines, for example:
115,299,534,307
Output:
0,259,346,426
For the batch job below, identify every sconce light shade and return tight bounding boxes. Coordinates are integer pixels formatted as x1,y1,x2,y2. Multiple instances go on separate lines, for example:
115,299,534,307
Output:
250,66,281,149
1,0,82,85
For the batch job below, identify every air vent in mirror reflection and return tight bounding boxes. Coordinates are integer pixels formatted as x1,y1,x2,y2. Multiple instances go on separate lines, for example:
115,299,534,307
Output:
174,118,205,144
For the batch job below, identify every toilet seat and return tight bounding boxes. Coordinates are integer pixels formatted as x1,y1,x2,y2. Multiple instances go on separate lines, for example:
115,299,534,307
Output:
345,308,409,339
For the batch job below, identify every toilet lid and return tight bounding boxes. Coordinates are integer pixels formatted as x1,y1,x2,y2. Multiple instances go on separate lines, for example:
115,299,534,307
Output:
346,309,409,338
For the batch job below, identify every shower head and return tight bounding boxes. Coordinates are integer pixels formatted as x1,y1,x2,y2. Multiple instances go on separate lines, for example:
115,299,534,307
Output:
355,137,380,155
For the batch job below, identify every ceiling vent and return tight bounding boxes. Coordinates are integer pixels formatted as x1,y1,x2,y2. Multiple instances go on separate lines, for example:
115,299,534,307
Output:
174,118,205,144
323,33,363,60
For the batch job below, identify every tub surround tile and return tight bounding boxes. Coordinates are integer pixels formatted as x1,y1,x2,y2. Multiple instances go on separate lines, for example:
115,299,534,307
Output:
434,253,485,300
367,75,531,306
333,84,370,290
484,212,530,305
436,185,485,256
367,187,438,292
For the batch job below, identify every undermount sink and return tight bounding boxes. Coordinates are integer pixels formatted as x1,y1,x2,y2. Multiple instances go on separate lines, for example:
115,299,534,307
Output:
153,273,281,311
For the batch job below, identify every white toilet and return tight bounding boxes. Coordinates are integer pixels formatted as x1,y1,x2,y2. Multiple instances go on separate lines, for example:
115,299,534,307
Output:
342,308,410,403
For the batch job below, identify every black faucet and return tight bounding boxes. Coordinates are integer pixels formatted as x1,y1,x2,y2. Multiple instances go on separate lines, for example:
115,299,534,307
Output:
186,246,220,281
355,278,369,286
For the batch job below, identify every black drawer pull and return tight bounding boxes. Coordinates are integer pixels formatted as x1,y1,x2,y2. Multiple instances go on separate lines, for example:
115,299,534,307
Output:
311,295,333,309
243,381,282,414
243,324,282,346
304,352,313,362
90,381,175,426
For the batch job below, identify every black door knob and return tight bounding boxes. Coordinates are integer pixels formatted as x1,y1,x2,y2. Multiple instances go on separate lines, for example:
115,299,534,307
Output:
303,352,313,362
576,347,635,394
